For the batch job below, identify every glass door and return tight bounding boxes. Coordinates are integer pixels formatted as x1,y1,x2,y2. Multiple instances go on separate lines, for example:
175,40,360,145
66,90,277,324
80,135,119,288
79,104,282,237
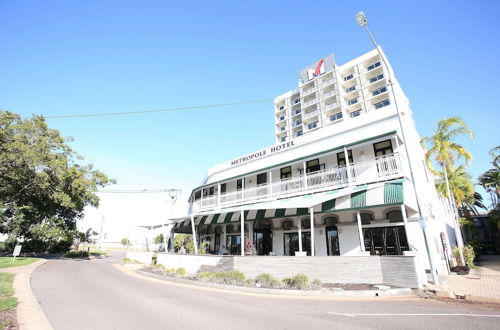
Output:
226,235,241,255
283,232,311,256
326,226,340,256
254,229,273,255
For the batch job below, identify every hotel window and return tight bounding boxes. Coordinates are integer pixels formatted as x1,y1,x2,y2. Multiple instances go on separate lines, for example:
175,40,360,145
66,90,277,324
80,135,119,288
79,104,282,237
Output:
294,99,300,104
280,136,286,142
282,220,292,230
294,109,301,115
360,213,373,224
279,116,285,121
307,121,318,130
294,120,302,126
350,109,361,118
257,173,267,185
367,61,381,71
373,140,393,156
280,126,286,131
386,210,403,223
330,112,343,122
301,219,311,229
280,166,292,179
347,98,358,106
343,74,354,81
374,99,390,109
220,183,226,194
279,105,285,110
337,150,353,166
372,86,387,97
345,85,356,93
194,191,201,201
296,131,303,137
236,179,244,191
306,159,320,173
208,187,214,196
369,74,384,84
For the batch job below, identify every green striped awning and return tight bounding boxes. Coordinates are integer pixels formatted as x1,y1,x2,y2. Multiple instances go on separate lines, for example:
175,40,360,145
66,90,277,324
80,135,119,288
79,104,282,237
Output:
181,179,405,226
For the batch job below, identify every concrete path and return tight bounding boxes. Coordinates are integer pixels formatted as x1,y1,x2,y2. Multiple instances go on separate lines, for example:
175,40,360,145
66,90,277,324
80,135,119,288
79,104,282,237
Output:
1,259,53,330
445,255,500,301
31,252,500,330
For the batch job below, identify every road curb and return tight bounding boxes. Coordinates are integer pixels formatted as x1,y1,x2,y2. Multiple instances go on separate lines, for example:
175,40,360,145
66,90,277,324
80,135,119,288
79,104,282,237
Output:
128,266,415,298
1,259,53,330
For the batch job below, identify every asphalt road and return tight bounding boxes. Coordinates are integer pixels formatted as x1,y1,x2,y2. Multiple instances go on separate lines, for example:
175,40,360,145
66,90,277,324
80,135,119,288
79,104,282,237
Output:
31,252,500,330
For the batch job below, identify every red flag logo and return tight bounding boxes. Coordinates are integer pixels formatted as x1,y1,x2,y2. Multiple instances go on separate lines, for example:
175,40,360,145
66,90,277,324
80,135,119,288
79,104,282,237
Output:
314,59,324,76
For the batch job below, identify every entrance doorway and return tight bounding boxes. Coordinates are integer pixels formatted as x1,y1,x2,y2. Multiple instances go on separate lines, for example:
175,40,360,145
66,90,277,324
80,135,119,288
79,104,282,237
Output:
326,225,340,256
254,229,273,255
226,235,241,255
284,232,311,256
363,226,409,255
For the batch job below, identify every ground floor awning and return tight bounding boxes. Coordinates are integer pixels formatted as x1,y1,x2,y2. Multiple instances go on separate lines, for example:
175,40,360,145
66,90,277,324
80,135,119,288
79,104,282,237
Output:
172,179,405,230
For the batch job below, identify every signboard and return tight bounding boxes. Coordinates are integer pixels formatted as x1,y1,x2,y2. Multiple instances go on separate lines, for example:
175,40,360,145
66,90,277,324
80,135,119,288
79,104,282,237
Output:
298,54,335,84
418,216,426,229
230,140,297,167
13,245,22,260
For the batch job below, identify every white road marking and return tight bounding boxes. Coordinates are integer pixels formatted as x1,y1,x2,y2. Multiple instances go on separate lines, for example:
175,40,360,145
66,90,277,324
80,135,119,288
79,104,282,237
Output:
327,312,500,318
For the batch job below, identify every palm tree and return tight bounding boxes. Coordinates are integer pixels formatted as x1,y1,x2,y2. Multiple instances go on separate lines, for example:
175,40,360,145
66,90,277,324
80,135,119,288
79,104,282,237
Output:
435,165,474,205
421,116,474,265
490,146,500,170
479,168,500,208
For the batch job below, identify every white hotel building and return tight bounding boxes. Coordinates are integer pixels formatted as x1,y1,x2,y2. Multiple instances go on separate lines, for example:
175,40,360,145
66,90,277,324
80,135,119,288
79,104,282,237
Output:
168,48,459,288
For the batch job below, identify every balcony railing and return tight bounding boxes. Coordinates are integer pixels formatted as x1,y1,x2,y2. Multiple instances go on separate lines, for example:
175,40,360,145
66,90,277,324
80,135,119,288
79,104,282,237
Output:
191,153,403,212
303,109,320,120
302,88,316,97
302,98,317,108
324,102,340,112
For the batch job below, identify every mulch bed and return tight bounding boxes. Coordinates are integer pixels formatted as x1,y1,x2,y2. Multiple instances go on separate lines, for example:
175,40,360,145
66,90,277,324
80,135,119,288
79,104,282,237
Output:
0,309,19,330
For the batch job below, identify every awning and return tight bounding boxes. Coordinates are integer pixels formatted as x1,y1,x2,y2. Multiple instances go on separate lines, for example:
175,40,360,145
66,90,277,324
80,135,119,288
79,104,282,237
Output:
185,179,404,225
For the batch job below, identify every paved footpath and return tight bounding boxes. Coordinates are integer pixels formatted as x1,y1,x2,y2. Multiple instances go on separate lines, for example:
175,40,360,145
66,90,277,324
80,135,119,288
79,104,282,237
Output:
445,255,500,301
30,253,500,330
1,259,53,330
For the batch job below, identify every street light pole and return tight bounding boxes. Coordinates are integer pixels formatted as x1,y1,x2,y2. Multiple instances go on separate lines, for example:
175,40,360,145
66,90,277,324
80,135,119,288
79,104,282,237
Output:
355,12,439,285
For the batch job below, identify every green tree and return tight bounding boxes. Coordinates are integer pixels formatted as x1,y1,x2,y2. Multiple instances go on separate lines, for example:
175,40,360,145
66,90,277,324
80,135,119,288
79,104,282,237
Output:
421,116,474,264
121,238,130,247
173,234,194,254
0,111,114,251
154,234,164,245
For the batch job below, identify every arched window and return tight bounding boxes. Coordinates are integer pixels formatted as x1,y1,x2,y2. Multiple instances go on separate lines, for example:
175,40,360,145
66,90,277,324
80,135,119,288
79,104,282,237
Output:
386,210,403,223
360,213,373,225
226,224,234,234
301,218,311,229
324,217,338,227
282,220,293,230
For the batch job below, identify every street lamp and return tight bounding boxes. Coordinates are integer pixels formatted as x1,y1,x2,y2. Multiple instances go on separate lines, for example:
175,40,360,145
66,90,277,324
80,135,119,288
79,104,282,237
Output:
355,11,439,285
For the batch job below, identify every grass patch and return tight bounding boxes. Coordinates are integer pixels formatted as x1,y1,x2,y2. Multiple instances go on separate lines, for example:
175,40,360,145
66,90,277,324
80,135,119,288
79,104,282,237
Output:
0,273,17,312
255,273,281,288
64,250,90,258
282,274,310,290
122,258,142,264
0,257,38,269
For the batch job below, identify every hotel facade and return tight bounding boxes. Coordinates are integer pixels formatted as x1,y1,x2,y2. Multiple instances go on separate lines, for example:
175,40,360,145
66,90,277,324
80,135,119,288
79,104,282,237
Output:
168,48,459,288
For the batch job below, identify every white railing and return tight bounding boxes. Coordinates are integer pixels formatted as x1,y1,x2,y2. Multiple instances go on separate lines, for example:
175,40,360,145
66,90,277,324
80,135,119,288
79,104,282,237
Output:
303,98,317,108
191,153,402,212
303,109,320,120
321,79,335,87
324,102,340,112
323,89,337,99
302,88,316,97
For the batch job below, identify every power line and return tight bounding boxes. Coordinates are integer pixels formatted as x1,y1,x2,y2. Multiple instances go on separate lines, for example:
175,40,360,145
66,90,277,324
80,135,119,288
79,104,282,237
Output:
44,99,273,119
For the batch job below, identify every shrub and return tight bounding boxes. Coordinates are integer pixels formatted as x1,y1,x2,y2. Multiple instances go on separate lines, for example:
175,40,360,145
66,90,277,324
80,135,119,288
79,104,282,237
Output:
213,271,246,285
311,278,322,289
64,250,90,258
122,258,141,264
255,273,281,288
154,264,166,271
453,245,476,268
175,268,187,276
197,272,215,281
282,274,310,290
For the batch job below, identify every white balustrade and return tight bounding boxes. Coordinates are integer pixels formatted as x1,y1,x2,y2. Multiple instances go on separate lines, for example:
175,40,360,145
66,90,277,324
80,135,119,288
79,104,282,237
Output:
193,153,402,211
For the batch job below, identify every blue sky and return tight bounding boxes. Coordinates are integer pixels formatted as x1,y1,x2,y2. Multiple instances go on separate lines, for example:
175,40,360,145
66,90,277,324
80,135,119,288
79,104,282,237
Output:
1,0,499,210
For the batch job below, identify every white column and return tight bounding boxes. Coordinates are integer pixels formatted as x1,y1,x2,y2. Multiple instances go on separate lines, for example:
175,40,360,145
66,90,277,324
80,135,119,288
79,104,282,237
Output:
356,210,365,252
241,178,245,203
344,147,352,185
190,215,198,255
240,209,245,256
269,171,273,197
303,162,308,190
298,217,303,253
400,204,413,251
310,208,315,256
217,182,221,208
